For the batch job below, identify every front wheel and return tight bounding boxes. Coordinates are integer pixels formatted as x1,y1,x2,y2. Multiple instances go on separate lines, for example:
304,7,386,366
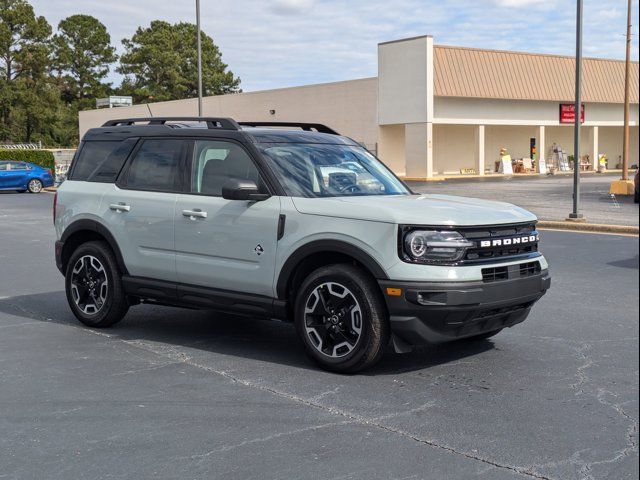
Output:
65,241,129,328
294,264,389,373
27,178,43,193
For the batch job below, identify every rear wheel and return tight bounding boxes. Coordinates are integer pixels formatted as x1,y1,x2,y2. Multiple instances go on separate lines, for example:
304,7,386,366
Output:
65,241,129,328
294,264,389,373
27,179,43,193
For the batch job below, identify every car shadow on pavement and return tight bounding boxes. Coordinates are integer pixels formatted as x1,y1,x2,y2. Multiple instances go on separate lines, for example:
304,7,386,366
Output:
607,255,639,270
0,291,497,375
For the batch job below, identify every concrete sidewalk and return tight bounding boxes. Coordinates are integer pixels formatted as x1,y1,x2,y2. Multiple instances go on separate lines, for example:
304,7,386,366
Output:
407,172,639,227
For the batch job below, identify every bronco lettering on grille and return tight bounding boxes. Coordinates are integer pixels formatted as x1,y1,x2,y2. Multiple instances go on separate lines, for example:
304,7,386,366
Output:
479,234,539,248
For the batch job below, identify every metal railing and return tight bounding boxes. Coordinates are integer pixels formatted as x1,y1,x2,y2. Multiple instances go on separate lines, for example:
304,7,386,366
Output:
0,142,43,150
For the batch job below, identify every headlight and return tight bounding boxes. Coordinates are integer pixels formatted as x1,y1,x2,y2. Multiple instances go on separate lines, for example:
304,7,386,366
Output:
402,230,474,264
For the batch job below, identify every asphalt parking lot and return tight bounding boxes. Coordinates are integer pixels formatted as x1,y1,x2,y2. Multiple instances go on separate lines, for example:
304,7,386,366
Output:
408,173,639,226
1,191,638,480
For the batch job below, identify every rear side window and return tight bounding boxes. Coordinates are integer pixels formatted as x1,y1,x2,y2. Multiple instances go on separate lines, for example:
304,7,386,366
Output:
9,162,29,170
70,140,136,182
123,139,185,192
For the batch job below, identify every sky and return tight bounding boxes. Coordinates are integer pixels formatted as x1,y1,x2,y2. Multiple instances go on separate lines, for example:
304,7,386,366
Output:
31,0,639,92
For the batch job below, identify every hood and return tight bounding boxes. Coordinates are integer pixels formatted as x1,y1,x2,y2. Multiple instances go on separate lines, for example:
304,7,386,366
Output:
291,194,537,226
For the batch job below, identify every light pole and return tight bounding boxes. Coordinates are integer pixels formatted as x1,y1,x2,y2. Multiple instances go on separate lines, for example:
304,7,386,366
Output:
196,0,203,117
569,0,583,220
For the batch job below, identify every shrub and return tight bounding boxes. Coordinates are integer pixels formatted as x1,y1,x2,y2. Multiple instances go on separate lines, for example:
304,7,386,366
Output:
0,150,55,170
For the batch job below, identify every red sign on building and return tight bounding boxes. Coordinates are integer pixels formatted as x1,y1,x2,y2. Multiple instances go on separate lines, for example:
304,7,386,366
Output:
559,104,585,124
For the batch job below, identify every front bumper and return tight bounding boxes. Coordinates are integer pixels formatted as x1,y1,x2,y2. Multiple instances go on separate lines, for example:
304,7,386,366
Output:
379,270,550,349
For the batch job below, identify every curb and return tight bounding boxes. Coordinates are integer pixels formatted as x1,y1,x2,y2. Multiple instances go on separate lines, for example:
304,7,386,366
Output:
537,220,639,235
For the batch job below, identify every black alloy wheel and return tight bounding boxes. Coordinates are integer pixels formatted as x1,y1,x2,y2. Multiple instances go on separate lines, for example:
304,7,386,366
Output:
70,255,109,315
295,264,389,373
303,281,363,359
65,241,129,328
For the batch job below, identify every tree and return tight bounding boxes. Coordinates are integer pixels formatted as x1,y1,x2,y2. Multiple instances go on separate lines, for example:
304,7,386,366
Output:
52,14,117,105
118,20,240,103
0,0,52,142
12,69,60,143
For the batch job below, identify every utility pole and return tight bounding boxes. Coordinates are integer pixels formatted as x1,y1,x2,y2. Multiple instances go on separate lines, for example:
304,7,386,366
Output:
609,0,635,196
196,0,203,117
569,0,583,220
621,0,632,181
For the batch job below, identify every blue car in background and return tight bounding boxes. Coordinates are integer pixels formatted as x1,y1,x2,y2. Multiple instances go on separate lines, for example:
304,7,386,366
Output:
0,160,54,193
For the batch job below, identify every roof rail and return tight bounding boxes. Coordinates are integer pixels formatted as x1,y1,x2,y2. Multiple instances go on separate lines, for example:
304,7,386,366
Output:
101,117,241,130
238,122,339,135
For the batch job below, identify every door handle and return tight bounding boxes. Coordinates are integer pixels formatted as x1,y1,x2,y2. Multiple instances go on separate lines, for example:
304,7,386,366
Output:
109,203,131,212
182,209,207,219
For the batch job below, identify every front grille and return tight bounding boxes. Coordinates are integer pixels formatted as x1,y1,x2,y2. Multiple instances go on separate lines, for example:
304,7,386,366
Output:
482,266,509,282
519,261,541,278
481,260,541,283
460,223,539,264
459,223,536,239
465,243,538,262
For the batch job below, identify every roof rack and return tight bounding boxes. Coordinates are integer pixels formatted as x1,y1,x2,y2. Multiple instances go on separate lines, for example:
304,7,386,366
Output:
238,122,339,135
102,117,241,130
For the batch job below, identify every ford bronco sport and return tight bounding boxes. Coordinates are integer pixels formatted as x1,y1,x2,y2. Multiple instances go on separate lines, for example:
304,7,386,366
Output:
54,117,550,372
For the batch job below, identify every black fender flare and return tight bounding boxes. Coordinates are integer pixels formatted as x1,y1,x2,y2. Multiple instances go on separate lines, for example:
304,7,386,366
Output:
275,239,388,299
60,219,129,274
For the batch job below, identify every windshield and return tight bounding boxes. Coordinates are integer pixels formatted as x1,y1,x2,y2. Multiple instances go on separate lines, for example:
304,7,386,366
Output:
260,143,410,198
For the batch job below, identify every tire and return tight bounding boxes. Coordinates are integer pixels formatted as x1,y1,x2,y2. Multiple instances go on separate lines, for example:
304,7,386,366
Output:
27,178,43,193
65,241,129,328
634,188,639,204
294,264,389,373
462,328,503,341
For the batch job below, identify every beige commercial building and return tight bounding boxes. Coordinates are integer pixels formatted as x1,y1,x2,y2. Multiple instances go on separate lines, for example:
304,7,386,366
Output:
80,35,639,179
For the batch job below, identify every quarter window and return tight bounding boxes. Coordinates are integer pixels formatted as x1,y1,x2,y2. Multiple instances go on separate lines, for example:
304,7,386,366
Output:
191,140,262,196
125,139,185,192
70,141,122,181
88,138,138,182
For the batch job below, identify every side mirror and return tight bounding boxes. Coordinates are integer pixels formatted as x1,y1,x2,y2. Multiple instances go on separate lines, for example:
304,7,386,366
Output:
221,178,270,201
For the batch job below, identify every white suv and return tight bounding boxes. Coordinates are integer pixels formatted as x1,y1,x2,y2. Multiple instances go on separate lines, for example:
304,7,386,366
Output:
54,117,550,372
